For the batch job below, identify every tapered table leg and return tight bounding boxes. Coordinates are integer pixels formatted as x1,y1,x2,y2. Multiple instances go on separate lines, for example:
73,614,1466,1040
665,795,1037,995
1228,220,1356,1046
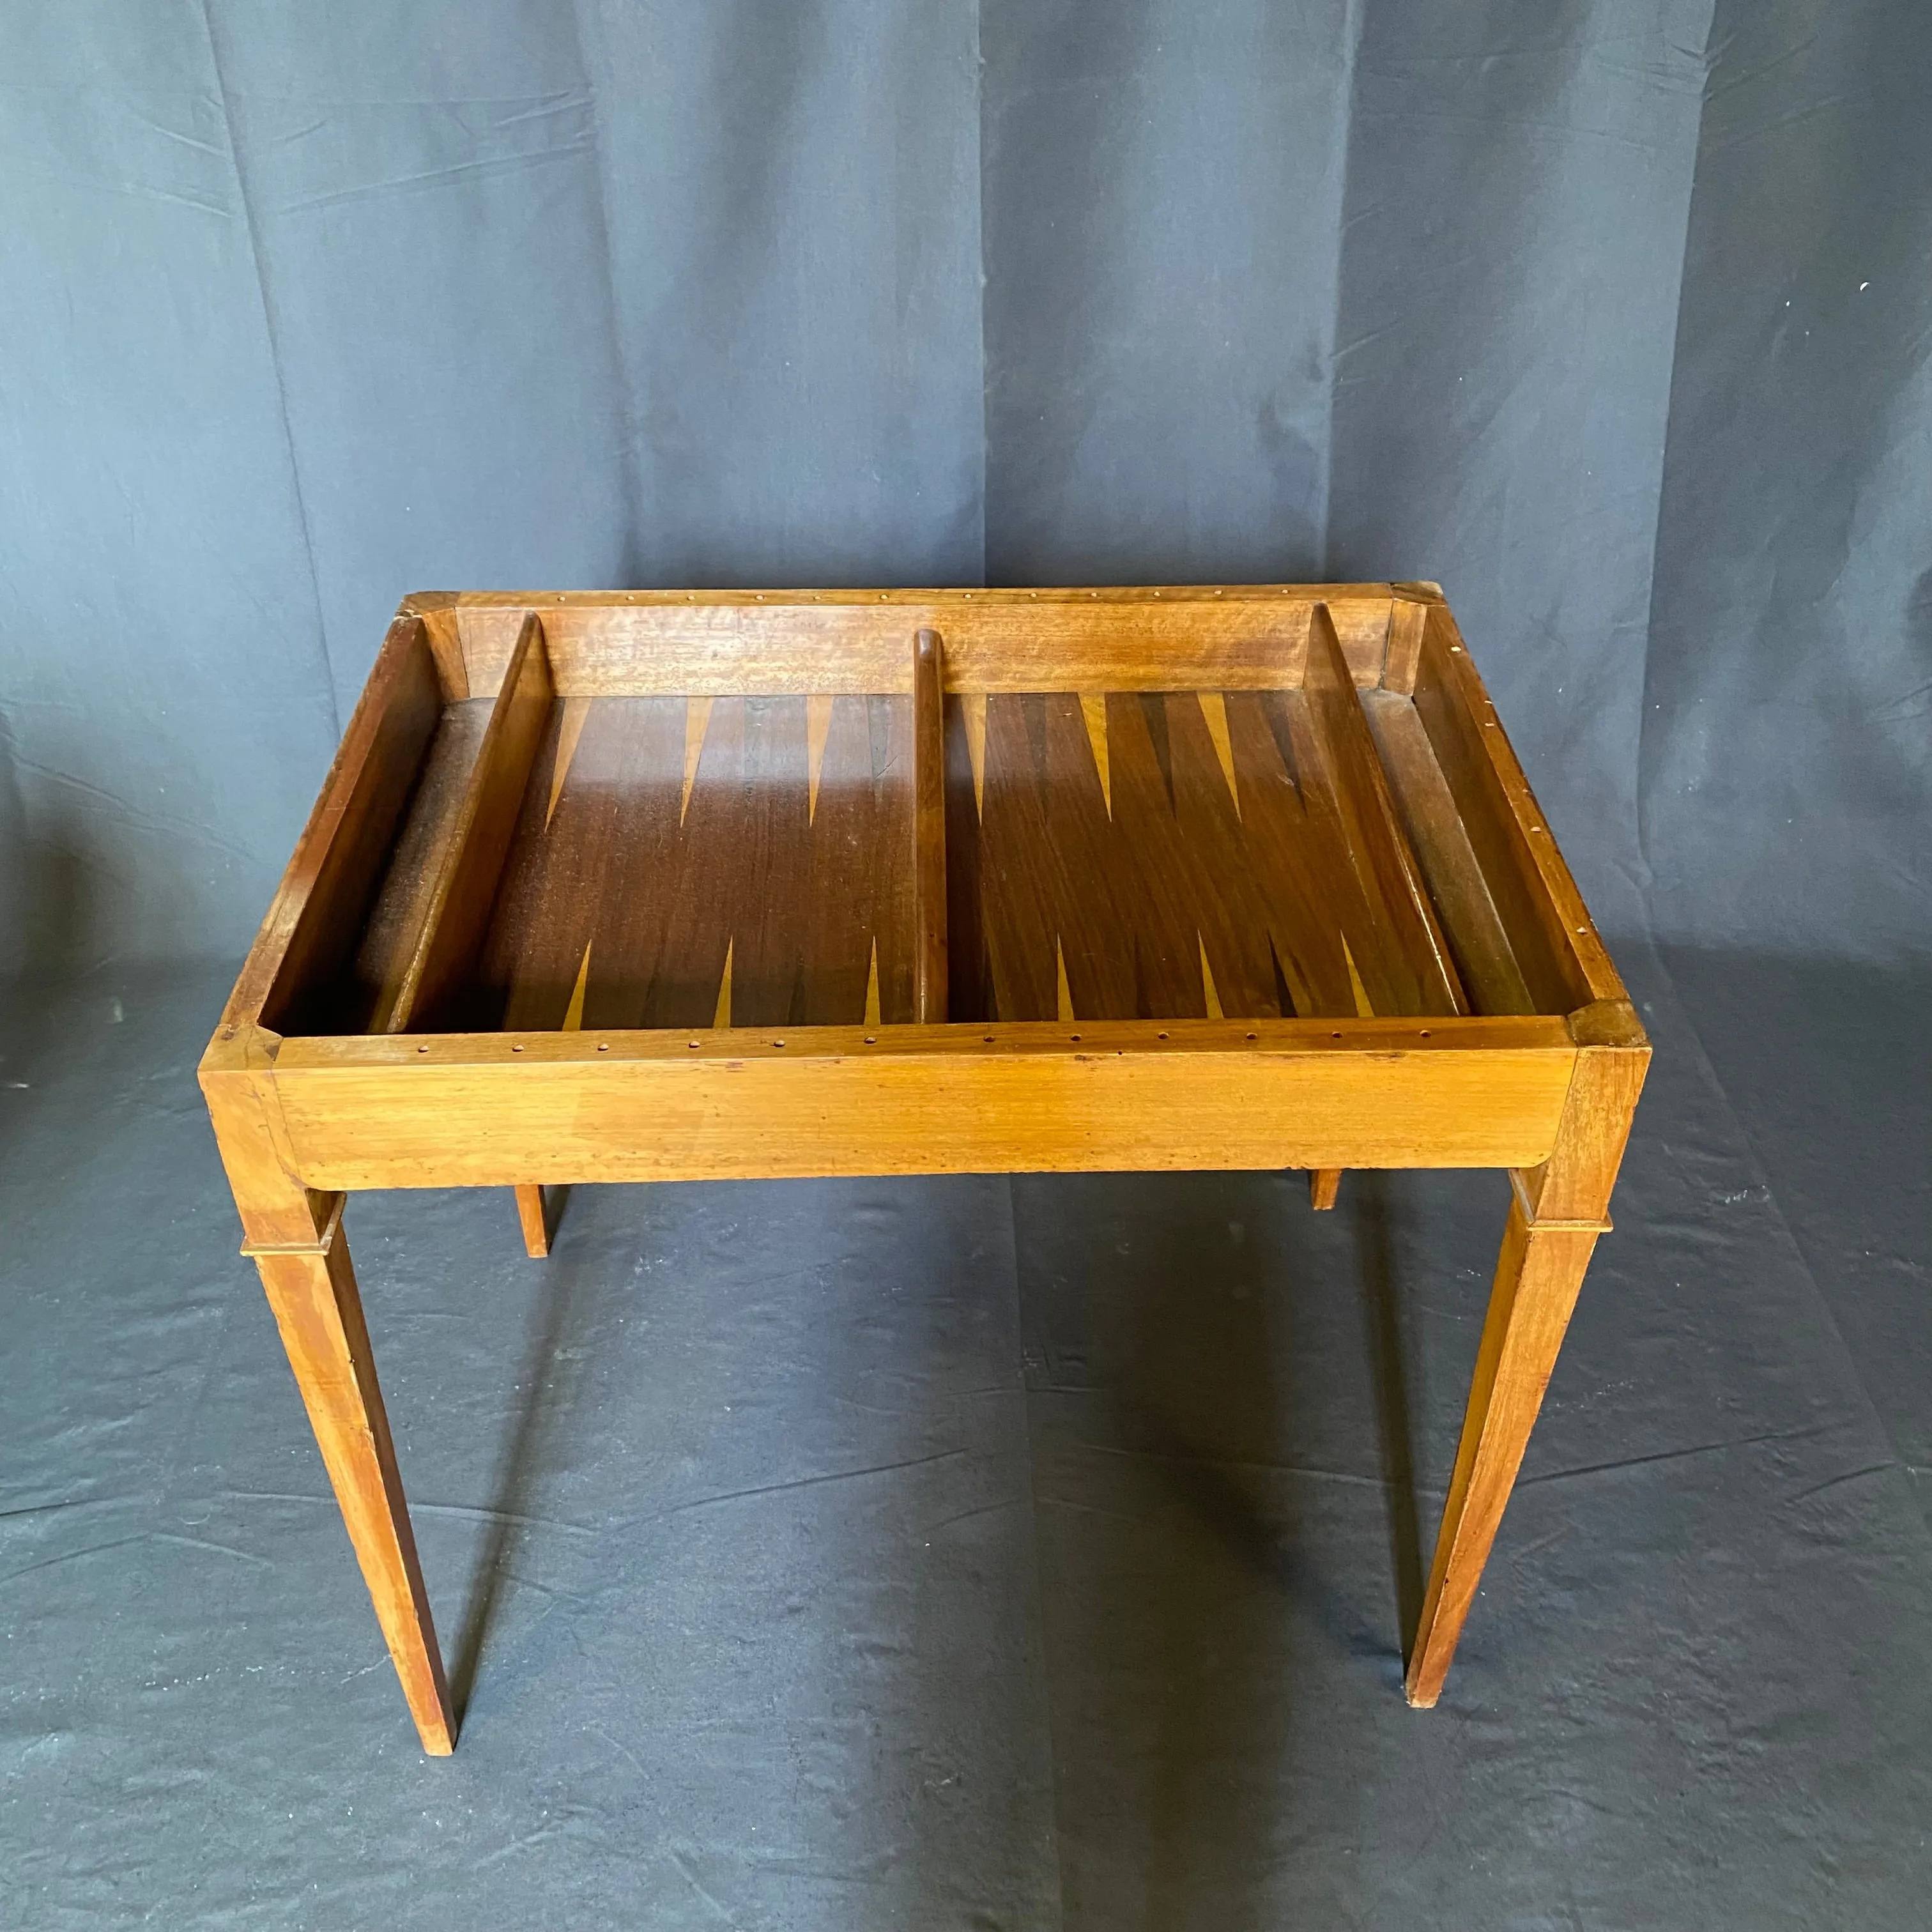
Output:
204,1034,454,1754
252,1223,455,1754
514,1184,549,1257
1404,1201,1598,1705
1405,1022,1647,1706
1309,1169,1342,1210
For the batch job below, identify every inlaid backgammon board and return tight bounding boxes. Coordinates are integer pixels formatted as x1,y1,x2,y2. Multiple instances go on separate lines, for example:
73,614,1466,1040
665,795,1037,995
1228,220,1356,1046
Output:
202,583,1648,1752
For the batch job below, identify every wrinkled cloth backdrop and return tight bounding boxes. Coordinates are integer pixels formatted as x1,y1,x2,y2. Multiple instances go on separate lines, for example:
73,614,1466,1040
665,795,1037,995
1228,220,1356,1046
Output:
1,0,1925,974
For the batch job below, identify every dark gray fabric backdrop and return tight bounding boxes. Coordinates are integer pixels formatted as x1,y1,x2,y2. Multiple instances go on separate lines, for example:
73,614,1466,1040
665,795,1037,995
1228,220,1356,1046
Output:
1,0,1925,973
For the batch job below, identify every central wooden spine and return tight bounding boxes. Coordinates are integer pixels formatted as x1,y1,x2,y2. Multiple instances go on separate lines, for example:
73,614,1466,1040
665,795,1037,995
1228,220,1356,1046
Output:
913,627,949,1023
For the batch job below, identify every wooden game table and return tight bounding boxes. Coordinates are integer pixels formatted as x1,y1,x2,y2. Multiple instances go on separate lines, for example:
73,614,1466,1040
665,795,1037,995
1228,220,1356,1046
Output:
201,582,1648,1754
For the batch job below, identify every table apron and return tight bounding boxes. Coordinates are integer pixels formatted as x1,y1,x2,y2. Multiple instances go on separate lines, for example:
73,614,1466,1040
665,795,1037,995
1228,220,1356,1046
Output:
269,1046,1578,1189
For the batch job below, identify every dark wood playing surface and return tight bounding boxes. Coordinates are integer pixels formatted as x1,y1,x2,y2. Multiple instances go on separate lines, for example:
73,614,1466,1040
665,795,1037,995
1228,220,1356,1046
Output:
950,687,1466,1025
468,693,919,1032
302,673,1517,1034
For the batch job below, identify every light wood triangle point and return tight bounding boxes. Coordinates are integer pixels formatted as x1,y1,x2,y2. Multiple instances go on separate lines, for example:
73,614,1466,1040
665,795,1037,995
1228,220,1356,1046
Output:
1080,693,1111,817
1199,935,1225,1020
807,694,832,825
963,693,987,821
1197,691,1240,817
562,940,592,1032
682,696,713,825
1341,934,1376,1017
548,698,591,829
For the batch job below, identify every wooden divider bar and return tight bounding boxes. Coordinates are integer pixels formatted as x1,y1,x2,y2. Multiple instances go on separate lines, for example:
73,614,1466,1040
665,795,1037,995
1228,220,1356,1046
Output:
377,613,554,1033
420,588,1402,700
1303,604,1469,1016
913,627,949,1023
1360,690,1537,1016
254,616,447,1036
1407,605,1604,1016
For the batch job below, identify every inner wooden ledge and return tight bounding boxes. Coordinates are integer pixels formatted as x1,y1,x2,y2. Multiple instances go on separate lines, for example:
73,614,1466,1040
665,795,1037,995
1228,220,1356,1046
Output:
260,589,1609,1048
275,1015,1578,1069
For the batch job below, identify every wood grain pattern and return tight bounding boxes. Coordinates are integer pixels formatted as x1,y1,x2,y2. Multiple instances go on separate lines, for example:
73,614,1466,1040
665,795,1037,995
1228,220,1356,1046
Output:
203,582,1650,1744
1404,1200,1600,1706
948,664,1476,1025
913,630,949,1022
199,1042,453,1755
1300,607,1467,1016
471,693,917,1033
514,1184,549,1258
1361,689,1535,1015
424,585,1400,698
1404,1027,1650,1705
349,700,493,1029
1407,604,1619,1014
379,612,553,1032
268,1019,1581,1188
254,1229,454,1753
254,615,446,1035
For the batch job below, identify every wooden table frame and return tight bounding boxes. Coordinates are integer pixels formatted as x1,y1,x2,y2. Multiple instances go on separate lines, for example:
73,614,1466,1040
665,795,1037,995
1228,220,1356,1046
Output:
201,583,1647,1754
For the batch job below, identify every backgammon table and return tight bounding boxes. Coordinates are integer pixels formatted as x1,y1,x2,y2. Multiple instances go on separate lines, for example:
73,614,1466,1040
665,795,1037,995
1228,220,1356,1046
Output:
201,581,1648,1753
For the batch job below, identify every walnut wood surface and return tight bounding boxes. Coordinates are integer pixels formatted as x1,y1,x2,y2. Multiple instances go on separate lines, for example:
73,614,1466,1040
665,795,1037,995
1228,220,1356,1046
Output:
514,1183,549,1258
470,691,919,1032
254,615,445,1036
201,583,1650,1747
416,584,1404,698
274,587,1623,1039
344,671,1528,1034
255,1230,455,1752
1404,1029,1649,1704
913,629,949,1022
268,1018,1581,1188
385,611,553,1032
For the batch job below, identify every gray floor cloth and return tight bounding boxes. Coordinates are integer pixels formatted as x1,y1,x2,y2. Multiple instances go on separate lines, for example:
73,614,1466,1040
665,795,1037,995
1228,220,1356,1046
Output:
2,942,1928,1928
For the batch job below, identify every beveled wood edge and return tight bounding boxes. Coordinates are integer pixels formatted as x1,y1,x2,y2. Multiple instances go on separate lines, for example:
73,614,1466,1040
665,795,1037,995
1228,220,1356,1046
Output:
1507,1167,1611,1234
912,628,949,1022
402,583,1402,613
382,611,551,1032
411,587,1406,698
1420,608,1632,1012
269,1013,1579,1068
202,583,1642,1103
268,1031,1582,1188
1308,604,1469,1015
209,613,434,1049
239,1191,346,1259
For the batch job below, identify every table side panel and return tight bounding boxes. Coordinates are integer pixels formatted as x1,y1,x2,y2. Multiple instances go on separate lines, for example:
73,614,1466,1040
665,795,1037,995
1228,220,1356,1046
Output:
422,588,1399,698
250,617,445,1037
268,1029,1579,1188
